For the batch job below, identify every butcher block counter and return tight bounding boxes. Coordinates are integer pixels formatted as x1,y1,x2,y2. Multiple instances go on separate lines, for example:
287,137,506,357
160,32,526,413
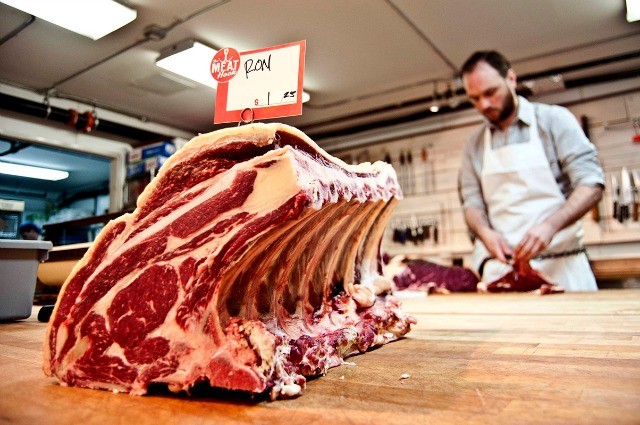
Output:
1,290,639,425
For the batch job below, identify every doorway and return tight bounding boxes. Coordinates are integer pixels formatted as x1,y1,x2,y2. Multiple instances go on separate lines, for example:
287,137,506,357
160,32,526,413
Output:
0,137,111,241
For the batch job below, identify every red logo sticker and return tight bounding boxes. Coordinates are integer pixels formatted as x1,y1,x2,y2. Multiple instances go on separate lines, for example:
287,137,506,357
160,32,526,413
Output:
210,48,240,83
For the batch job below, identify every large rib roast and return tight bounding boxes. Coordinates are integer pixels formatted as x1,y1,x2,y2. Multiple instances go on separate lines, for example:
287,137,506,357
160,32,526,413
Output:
43,123,415,399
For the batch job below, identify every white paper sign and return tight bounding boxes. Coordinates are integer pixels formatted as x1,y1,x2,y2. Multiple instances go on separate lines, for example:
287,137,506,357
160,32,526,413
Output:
214,40,306,123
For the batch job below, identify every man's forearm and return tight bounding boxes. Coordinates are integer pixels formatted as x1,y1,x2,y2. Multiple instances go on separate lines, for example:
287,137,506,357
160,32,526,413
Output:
464,207,492,239
544,185,603,234
465,207,513,262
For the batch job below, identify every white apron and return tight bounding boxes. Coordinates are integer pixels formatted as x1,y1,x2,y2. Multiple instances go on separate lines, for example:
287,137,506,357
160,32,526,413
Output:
471,113,597,291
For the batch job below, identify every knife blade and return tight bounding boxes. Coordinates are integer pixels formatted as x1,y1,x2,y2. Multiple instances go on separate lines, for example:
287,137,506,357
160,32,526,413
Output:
611,174,619,221
400,152,406,192
406,150,413,195
620,167,632,223
632,169,640,222
421,147,429,193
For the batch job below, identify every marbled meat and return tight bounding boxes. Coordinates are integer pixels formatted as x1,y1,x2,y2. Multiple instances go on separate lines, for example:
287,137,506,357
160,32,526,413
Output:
43,123,415,399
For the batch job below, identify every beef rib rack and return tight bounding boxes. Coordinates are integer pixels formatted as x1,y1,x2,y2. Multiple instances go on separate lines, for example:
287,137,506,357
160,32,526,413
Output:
43,123,415,399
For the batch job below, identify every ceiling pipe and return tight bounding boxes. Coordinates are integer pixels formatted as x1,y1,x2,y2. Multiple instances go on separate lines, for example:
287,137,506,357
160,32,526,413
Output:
0,14,35,46
518,50,640,82
0,93,168,142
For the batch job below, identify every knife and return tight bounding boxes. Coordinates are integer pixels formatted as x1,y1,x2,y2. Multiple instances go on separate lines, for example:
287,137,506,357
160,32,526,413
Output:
421,147,429,193
429,145,436,192
632,169,640,221
612,174,619,221
406,150,413,195
409,216,419,245
399,151,406,193
620,167,632,223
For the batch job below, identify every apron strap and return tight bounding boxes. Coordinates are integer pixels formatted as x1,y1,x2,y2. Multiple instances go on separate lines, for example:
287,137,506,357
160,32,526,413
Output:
478,246,588,279
477,256,493,279
531,246,588,260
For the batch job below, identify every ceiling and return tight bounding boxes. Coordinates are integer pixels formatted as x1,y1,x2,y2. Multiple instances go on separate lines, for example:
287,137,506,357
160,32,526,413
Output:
1,0,640,146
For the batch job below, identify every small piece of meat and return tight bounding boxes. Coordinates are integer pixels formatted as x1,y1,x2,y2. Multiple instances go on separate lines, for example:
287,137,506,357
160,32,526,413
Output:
384,255,479,293
484,260,564,294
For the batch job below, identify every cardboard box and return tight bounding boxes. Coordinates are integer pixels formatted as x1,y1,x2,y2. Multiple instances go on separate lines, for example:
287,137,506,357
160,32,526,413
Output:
126,155,170,178
128,141,175,163
0,239,52,320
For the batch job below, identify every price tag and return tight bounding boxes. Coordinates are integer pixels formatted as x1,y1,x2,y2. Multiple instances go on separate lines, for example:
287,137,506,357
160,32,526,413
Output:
214,40,306,124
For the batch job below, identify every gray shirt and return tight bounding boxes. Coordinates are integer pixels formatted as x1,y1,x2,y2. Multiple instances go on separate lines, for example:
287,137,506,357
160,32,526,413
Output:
459,96,605,212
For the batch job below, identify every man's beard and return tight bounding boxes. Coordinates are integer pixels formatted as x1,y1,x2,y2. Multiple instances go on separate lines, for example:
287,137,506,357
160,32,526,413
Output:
498,89,516,122
485,87,517,125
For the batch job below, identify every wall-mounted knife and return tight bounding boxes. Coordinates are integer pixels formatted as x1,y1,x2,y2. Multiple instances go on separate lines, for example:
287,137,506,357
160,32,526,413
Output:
399,151,406,193
421,146,429,193
612,174,619,221
620,167,632,223
632,169,639,222
406,150,414,195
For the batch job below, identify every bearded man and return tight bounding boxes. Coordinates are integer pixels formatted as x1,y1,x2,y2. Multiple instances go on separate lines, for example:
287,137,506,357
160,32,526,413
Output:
458,51,604,291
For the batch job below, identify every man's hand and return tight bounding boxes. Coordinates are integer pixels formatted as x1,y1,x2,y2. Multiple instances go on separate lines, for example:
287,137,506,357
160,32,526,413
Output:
514,222,555,262
464,207,514,263
513,185,603,262
479,228,514,263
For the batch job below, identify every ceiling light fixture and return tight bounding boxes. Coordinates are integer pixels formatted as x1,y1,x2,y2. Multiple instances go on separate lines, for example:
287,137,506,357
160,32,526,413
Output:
627,0,640,22
549,74,564,84
156,39,218,89
429,81,440,113
0,0,137,40
0,162,69,181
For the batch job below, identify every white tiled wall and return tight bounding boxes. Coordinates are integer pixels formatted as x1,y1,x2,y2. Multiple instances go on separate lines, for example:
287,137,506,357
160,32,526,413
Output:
334,91,640,266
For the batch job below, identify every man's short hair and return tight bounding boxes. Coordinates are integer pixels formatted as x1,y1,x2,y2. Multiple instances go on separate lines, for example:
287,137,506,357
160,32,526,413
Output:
460,51,511,78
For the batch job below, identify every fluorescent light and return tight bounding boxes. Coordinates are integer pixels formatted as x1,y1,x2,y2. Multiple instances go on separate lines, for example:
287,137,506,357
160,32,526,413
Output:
0,0,137,40
0,162,69,181
156,40,218,89
627,0,640,22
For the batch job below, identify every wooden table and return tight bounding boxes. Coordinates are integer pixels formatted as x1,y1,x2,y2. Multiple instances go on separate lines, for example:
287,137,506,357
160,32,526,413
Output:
1,290,639,424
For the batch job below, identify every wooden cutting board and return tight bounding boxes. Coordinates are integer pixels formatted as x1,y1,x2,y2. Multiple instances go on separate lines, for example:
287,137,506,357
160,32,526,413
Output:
1,290,639,424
